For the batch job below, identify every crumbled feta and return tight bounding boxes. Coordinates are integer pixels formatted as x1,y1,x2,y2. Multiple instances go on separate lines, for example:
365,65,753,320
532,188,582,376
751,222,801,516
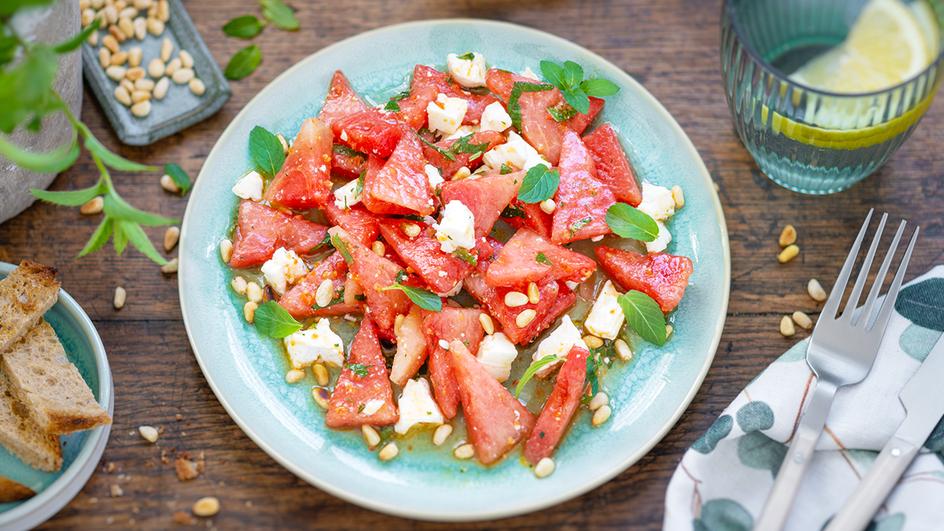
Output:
533,315,588,377
361,399,384,416
584,280,625,340
333,178,362,209
483,132,550,171
445,124,478,141
232,170,264,201
433,200,476,253
638,181,676,222
283,318,345,369
476,332,518,382
479,102,512,132
394,378,444,434
565,280,580,291
426,93,468,135
424,164,444,190
261,247,308,295
446,52,487,88
646,220,672,253
520,67,540,80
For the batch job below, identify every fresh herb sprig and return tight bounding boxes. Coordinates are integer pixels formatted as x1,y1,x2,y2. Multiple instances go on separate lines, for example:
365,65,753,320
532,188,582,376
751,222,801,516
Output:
223,0,299,80
606,203,658,241
515,355,559,397
222,15,265,39
539,60,620,114
381,271,442,312
618,290,667,345
254,301,303,338
517,164,559,203
249,125,286,176
383,90,410,112
419,133,489,163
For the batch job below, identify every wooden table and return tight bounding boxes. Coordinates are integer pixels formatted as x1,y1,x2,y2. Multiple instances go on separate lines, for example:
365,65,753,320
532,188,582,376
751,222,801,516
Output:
3,0,942,528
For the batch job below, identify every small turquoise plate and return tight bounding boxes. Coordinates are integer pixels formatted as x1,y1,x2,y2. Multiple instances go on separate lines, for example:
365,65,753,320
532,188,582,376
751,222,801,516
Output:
0,262,114,531
179,19,730,521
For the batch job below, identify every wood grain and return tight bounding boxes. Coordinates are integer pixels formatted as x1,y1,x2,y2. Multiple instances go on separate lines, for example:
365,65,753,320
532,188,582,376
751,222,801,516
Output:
1,0,942,528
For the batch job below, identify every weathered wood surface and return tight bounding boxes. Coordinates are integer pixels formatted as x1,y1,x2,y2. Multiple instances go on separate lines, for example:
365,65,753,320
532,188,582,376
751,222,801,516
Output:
1,0,941,528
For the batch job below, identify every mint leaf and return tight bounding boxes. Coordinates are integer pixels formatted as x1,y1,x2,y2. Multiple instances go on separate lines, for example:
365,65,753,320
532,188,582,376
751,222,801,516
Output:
259,0,299,31
561,88,590,114
254,301,303,338
585,354,600,396
581,78,620,97
164,163,192,194
330,233,353,264
249,125,285,177
418,135,455,161
499,163,513,175
223,15,265,39
117,220,167,265
618,291,667,345
78,217,115,257
538,59,620,115
457,52,475,61
382,283,442,312
225,44,262,80
451,134,489,156
103,194,177,226
454,248,477,266
539,60,566,89
546,103,577,122
333,144,365,158
517,165,559,204
84,135,158,172
535,252,552,266
508,81,554,130
347,363,369,378
561,61,584,89
606,202,658,242
383,90,409,112
515,355,559,397
569,216,592,236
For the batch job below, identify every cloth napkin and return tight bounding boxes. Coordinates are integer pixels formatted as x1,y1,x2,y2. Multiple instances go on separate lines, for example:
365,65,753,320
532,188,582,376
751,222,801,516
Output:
664,266,944,531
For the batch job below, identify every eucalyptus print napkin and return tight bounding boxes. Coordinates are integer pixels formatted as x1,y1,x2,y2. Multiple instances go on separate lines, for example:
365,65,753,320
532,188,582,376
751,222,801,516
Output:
664,267,944,531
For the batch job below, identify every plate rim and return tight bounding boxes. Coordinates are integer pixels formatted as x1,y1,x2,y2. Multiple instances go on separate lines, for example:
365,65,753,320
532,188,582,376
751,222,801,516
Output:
178,17,730,521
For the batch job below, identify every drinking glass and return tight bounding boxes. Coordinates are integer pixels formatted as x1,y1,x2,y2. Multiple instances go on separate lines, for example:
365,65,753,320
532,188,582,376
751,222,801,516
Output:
721,0,944,194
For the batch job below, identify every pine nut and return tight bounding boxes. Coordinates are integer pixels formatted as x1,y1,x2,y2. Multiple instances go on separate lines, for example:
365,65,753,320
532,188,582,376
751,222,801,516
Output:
666,324,674,338
277,133,289,154
160,37,173,62
80,196,104,215
583,335,603,349
438,339,450,350
87,31,98,46
394,314,404,336
125,66,145,81
157,0,169,22
113,286,127,309
245,281,263,303
147,58,165,78
133,16,146,40
163,226,180,252
778,244,799,263
780,315,795,337
109,50,128,66
133,0,151,9
120,78,134,93
589,392,609,411
311,387,330,409
371,241,385,256
179,49,193,68
172,68,194,84
315,278,334,307
452,166,471,180
103,34,119,53
165,57,181,76
118,16,134,39
118,7,137,20
515,309,536,328
614,338,633,361
591,405,611,427
504,291,529,307
792,311,813,330
478,313,494,335
146,17,164,35
807,278,827,302
106,65,127,81
453,443,475,459
285,369,305,384
98,47,111,68
130,100,150,117
134,78,154,91
312,363,329,386
131,90,149,103
243,301,257,323
534,457,555,478
92,0,104,8
128,46,142,67
779,224,797,247
82,7,96,26
230,276,247,295
402,223,421,238
160,257,178,274
192,497,219,518
153,76,169,100
138,425,159,443
160,174,179,193
220,239,234,264
189,78,205,96
109,25,126,44
671,185,685,209
539,198,556,214
361,425,381,448
103,5,118,24
527,282,540,304
432,424,453,446
378,442,399,461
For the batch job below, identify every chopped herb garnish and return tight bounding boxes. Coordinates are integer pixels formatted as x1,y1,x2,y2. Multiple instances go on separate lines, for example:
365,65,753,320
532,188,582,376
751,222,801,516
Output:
508,81,555,130
419,135,456,161
330,233,353,264
454,248,477,266
348,363,369,378
354,294,366,302
539,59,620,114
569,216,592,236
457,51,476,61
384,90,410,112
383,272,442,311
547,103,578,122
419,133,489,162
535,252,552,266
585,354,600,396
499,163,514,175
253,301,302,338
517,164,560,204
332,144,365,158
395,270,408,283
515,355,559,397
501,204,526,219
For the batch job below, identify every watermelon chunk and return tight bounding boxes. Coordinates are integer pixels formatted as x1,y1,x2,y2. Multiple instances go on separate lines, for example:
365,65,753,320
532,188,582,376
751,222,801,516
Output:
377,220,471,295
524,345,589,464
397,65,500,130
362,133,435,216
421,130,505,178
326,318,399,428
450,340,535,465
332,109,403,158
323,202,379,246
441,170,523,238
336,229,412,336
583,123,642,206
595,247,693,313
279,252,362,318
331,145,367,179
567,97,605,135
485,228,597,288
229,201,328,268
319,70,369,128
464,273,575,345
422,307,485,419
502,200,553,240
389,305,428,387
551,130,616,244
265,118,333,210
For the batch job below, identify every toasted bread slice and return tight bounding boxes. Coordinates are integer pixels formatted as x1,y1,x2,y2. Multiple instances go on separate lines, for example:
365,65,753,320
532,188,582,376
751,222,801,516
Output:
2,320,111,435
0,261,60,354
0,476,35,502
0,369,61,472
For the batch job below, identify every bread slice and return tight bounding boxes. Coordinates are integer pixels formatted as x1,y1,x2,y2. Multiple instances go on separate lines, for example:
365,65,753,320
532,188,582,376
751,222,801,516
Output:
0,261,60,354
0,476,35,502
0,369,61,472
2,320,111,435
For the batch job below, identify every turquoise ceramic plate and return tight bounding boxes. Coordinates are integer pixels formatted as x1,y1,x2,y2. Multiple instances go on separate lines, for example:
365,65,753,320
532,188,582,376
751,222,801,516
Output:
179,19,729,521
0,262,113,531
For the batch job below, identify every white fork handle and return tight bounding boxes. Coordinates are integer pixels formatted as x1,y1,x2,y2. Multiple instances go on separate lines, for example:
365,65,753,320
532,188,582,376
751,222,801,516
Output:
825,436,919,531
756,379,838,531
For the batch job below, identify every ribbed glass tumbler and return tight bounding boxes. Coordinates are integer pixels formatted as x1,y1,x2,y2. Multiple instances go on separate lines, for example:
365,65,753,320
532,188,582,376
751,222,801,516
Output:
721,0,944,194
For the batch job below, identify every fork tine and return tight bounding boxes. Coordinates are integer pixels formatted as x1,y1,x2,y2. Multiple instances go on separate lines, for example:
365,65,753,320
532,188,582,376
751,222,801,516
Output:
870,226,919,332
860,220,905,327
842,212,888,323
822,209,873,320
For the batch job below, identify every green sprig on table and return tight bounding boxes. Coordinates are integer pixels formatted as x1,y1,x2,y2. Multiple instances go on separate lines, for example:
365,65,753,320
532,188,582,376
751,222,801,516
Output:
222,0,300,80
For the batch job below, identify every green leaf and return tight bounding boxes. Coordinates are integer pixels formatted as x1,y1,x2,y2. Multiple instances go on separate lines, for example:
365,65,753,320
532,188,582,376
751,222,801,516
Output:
116,220,168,265
585,354,599,395
606,202,659,241
450,134,490,156
330,233,353,264
517,165,559,203
347,363,369,378
0,0,55,16
515,355,559,397
0,45,60,133
164,163,192,194
31,183,103,206
453,248,477,266
535,252,552,266
332,144,365,158
383,90,410,112
693,499,753,531
561,88,590,114
737,431,787,477
259,0,299,31
112,221,128,254
84,135,158,172
53,19,100,53
618,290,667,345
77,216,114,257
418,135,455,161
103,193,177,227
383,283,442,312
457,52,475,61
499,163,513,175
546,103,577,122
507,81,554,130
248,125,285,177
580,78,620,97
539,60,566,89
736,401,775,432
222,15,265,39
225,44,262,80
253,301,303,338
569,216,592,237
561,61,584,89
0,134,79,173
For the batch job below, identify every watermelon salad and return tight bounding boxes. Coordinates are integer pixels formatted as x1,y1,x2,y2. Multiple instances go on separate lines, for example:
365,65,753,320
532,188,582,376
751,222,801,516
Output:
223,52,694,477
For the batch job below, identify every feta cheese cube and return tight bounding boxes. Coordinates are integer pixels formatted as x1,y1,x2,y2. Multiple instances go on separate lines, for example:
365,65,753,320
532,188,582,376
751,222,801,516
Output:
483,132,550,171
424,164,444,190
232,170,264,201
446,52,487,88
479,102,512,132
426,93,468,136
532,315,588,377
394,378,444,434
584,280,625,340
333,178,362,209
638,181,676,222
646,220,672,253
433,200,476,253
283,318,345,369
261,247,308,295
476,332,518,382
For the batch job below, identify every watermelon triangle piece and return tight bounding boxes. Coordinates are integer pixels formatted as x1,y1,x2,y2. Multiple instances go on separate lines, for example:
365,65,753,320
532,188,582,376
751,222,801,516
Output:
441,170,523,238
583,123,642,206
362,133,435,216
229,201,328,268
502,200,553,240
422,307,485,419
332,108,403,158
450,340,535,465
595,246,693,313
389,305,428,387
551,130,616,244
377,220,472,295
279,251,362,319
484,228,597,288
326,317,399,428
524,345,589,464
398,65,501,130
265,118,334,210
319,70,369,128
464,273,575,345
323,202,379,247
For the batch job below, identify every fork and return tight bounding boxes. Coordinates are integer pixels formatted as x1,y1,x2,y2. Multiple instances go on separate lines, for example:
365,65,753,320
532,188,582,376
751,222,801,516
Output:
755,210,919,531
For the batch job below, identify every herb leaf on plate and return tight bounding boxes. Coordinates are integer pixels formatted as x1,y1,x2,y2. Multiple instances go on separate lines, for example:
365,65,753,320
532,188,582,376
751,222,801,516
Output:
330,233,353,264
225,44,262,80
539,59,620,114
618,290,667,345
606,202,658,241
249,125,285,177
517,164,559,203
515,355,559,397
254,301,303,338
223,15,266,39
382,278,442,312
507,81,554,129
